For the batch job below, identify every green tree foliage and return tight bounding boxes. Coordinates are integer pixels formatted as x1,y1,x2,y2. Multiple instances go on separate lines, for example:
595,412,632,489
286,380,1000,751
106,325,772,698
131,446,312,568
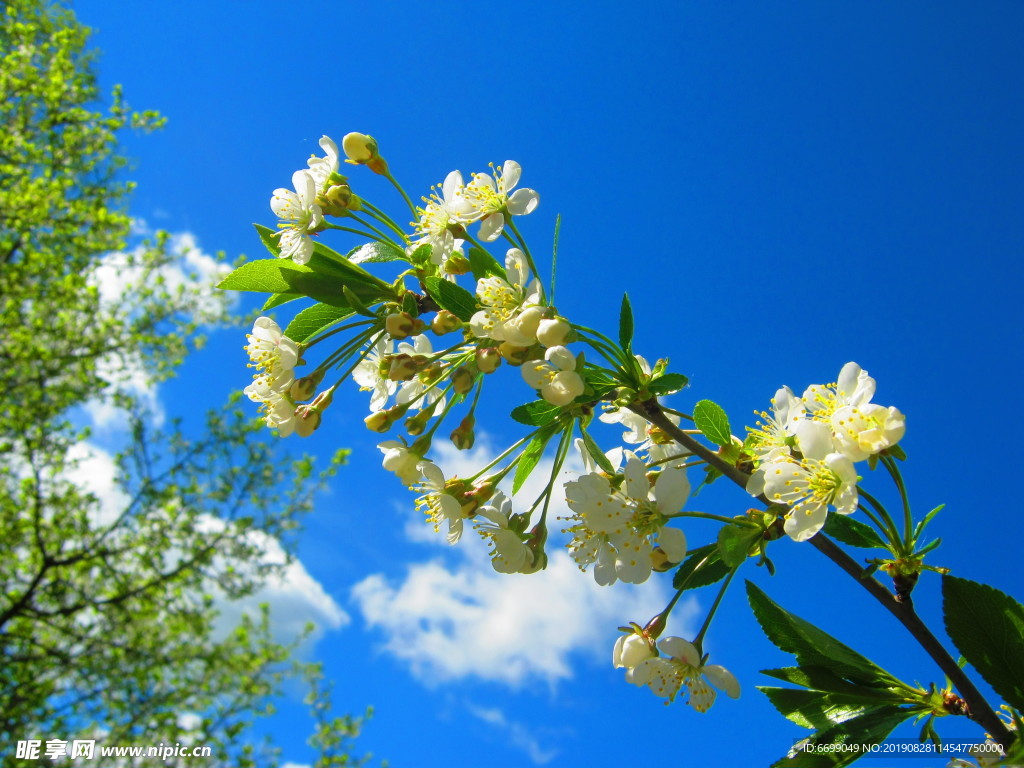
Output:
0,2,367,764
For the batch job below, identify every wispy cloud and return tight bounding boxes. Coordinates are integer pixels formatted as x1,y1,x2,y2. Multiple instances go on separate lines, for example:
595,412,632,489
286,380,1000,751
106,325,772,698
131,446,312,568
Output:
468,704,559,764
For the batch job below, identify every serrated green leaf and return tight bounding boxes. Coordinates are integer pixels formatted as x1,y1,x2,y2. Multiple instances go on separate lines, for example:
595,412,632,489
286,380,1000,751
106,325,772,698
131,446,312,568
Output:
672,544,731,591
760,667,904,702
770,706,909,767
284,302,355,343
219,259,304,294
347,241,408,264
467,246,507,281
943,575,1024,712
579,426,615,474
401,291,418,316
619,293,634,352
513,428,555,495
424,277,478,322
647,373,689,396
510,400,562,427
746,582,894,685
693,399,732,446
262,292,302,311
718,523,761,568
759,687,878,730
822,514,887,550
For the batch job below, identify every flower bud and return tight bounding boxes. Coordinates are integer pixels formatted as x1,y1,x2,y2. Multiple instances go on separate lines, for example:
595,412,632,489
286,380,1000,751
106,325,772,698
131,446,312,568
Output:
650,547,673,572
387,353,419,381
498,341,532,366
289,370,324,402
319,183,363,217
385,311,422,340
364,411,391,433
504,306,544,346
452,366,475,395
364,402,408,433
431,310,463,335
536,316,571,348
295,405,322,437
405,411,430,436
342,132,388,175
475,347,502,374
449,414,475,450
342,132,377,163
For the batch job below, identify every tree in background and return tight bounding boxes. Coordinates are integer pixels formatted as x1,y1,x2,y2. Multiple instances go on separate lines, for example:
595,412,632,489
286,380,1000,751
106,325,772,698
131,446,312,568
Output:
0,2,367,765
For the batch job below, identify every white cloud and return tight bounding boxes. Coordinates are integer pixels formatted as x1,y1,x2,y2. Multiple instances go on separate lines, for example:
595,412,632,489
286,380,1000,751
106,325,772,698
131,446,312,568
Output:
64,441,130,527
351,436,698,687
281,763,312,768
468,705,559,764
84,231,234,432
204,520,349,651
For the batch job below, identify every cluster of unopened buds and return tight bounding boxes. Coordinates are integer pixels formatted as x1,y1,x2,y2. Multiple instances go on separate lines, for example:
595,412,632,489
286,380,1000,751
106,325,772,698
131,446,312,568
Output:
238,132,910,714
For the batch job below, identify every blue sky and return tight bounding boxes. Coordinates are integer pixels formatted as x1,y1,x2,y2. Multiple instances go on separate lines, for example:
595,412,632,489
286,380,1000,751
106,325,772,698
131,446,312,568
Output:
71,1,1023,766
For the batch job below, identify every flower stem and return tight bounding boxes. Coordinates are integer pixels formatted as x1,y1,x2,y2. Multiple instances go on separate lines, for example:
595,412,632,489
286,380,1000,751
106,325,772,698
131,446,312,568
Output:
693,568,736,649
384,171,417,216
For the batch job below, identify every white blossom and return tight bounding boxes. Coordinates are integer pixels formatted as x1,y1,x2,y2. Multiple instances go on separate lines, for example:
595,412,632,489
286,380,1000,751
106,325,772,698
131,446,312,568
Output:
469,248,542,342
563,456,689,585
522,345,584,407
463,160,540,241
414,461,467,544
473,493,535,573
411,171,475,263
305,135,339,191
270,170,323,264
352,334,397,412
630,636,740,711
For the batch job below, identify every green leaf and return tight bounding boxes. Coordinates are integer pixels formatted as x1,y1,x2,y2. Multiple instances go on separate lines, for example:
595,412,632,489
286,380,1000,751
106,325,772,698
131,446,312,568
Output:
761,667,905,702
579,426,615,474
913,503,945,541
255,221,282,257
759,687,879,730
943,575,1024,712
619,293,634,352
219,259,296,294
510,400,562,427
693,399,732,446
647,373,689,396
822,514,887,551
770,706,910,767
424,277,478,322
253,224,396,302
672,544,731,591
718,523,761,568
513,428,556,495
347,241,408,264
467,246,507,281
746,581,894,685
284,302,355,344
262,292,302,311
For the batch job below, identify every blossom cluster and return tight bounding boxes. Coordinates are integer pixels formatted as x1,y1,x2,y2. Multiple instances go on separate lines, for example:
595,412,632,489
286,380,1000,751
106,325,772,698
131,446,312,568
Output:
744,362,905,541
